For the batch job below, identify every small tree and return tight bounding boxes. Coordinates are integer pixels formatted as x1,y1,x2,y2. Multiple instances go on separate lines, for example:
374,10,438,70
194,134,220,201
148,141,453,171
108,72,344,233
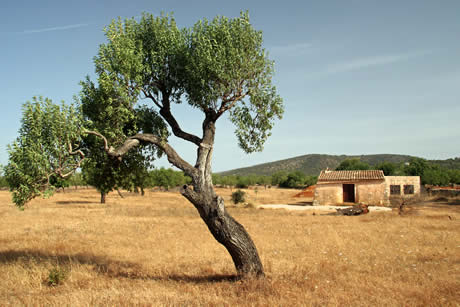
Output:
232,189,246,204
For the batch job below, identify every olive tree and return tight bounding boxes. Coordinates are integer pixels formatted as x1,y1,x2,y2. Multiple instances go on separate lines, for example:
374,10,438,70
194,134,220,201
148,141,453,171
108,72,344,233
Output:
7,12,283,277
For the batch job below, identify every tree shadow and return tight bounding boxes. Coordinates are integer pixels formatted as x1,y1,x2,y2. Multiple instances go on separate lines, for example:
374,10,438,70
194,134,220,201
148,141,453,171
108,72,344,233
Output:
0,249,238,284
287,201,313,206
55,201,95,205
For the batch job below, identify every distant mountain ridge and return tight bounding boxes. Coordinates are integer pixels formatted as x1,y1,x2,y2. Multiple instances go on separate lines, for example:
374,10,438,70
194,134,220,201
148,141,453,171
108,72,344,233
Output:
219,154,460,176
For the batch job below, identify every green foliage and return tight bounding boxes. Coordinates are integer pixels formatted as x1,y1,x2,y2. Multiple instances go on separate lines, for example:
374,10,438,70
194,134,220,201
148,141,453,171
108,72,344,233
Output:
304,175,318,187
375,161,397,175
0,165,8,188
49,175,70,190
231,189,246,204
276,171,317,188
403,158,427,177
5,97,83,207
423,167,450,186
0,176,8,188
279,171,305,188
235,175,260,188
402,158,455,185
148,168,190,190
447,169,460,184
47,266,68,287
7,12,283,207
67,172,85,187
335,159,370,171
96,11,282,153
184,12,283,152
271,171,288,186
81,152,120,197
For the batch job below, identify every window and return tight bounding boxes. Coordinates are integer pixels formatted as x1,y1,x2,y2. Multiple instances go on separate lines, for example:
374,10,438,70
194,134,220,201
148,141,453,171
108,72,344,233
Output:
390,185,401,195
404,185,414,195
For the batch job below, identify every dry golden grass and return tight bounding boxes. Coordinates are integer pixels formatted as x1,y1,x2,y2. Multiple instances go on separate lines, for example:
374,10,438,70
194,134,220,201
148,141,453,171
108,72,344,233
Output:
0,187,459,306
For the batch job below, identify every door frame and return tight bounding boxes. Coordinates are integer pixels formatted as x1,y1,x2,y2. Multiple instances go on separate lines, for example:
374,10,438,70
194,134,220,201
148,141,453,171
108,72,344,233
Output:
343,184,355,203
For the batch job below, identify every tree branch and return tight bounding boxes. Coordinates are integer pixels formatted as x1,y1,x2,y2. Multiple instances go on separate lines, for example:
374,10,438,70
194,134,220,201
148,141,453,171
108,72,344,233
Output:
105,133,197,178
216,88,249,119
159,107,202,146
142,89,162,108
85,131,110,151
55,144,86,179
143,89,202,146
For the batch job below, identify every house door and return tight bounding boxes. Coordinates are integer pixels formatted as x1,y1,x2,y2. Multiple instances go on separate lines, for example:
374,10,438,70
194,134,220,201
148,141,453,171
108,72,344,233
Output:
343,184,355,203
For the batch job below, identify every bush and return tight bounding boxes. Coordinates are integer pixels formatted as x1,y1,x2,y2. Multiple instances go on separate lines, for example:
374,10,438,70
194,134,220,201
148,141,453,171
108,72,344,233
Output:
46,266,68,286
231,189,246,204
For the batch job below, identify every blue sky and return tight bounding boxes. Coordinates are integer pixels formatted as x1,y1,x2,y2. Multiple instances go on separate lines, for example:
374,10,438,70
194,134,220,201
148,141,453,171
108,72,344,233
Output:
1,0,459,172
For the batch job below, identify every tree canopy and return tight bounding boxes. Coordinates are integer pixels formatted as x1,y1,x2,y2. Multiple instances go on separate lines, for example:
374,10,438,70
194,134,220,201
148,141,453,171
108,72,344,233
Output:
5,97,84,206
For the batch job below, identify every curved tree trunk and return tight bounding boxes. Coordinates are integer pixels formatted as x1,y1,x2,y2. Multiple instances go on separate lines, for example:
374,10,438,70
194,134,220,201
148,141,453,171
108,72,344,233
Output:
182,185,264,277
106,116,265,277
204,200,264,276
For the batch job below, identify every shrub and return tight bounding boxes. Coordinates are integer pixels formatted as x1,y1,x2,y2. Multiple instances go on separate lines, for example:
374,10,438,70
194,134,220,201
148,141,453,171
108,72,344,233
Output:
46,266,68,286
232,189,246,204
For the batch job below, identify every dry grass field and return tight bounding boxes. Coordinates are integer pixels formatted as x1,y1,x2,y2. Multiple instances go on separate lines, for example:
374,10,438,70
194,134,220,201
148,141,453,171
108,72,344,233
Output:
0,187,459,306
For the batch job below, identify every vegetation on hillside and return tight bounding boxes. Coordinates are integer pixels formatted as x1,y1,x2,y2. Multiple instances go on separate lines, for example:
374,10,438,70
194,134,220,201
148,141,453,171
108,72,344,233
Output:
220,154,460,186
335,157,460,185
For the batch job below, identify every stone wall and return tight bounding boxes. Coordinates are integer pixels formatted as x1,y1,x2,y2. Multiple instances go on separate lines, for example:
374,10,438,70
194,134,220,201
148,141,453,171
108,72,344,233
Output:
384,176,421,205
313,180,386,206
355,181,386,206
313,183,342,205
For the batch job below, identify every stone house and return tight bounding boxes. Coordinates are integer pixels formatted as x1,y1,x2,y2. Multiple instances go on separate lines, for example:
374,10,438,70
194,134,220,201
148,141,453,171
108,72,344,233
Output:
312,170,420,206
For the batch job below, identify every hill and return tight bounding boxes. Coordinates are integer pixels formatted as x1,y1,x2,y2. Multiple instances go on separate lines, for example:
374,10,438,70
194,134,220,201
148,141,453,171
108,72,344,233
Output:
219,154,460,176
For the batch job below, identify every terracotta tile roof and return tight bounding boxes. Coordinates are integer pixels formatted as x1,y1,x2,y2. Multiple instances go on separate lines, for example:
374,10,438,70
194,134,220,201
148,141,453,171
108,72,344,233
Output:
318,170,384,182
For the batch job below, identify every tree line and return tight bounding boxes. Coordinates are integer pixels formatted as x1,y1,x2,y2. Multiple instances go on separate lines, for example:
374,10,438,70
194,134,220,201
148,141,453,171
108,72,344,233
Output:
0,165,317,191
335,158,460,186
2,158,458,191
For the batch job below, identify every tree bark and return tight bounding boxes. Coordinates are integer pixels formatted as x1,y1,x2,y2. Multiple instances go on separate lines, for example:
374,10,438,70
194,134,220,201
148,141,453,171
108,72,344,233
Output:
116,188,124,198
100,192,106,204
182,185,264,277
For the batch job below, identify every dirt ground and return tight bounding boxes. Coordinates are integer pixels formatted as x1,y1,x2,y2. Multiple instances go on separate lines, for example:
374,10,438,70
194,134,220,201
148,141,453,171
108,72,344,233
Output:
0,187,459,306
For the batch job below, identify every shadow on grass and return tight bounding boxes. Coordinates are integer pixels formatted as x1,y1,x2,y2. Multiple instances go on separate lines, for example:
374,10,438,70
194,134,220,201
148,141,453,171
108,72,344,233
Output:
0,249,238,283
287,201,313,206
55,201,95,205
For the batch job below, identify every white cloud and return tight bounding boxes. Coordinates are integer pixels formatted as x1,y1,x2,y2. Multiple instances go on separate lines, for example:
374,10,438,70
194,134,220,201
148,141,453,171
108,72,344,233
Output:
269,42,313,56
323,50,433,74
23,23,89,34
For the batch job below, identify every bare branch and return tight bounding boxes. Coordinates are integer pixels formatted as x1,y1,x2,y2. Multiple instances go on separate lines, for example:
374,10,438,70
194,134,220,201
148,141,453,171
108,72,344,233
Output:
142,89,162,108
159,97,202,146
85,131,110,151
55,144,86,179
104,133,197,178
132,134,197,177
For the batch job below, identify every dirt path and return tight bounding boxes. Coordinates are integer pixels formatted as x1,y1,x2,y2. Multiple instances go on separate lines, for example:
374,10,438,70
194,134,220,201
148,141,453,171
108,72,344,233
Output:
257,204,392,212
